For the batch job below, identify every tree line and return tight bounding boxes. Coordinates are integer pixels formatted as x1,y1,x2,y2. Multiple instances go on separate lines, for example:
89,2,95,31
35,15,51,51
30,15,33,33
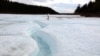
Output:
75,0,100,16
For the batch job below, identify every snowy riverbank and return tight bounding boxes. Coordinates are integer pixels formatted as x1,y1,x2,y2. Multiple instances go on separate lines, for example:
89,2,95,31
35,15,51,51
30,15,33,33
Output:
0,14,100,56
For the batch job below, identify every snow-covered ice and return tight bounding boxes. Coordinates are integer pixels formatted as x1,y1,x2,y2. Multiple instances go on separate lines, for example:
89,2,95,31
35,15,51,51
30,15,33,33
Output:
0,14,100,56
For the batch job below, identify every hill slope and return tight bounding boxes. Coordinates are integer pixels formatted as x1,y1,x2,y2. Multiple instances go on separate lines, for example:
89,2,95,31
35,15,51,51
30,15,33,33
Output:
0,0,58,14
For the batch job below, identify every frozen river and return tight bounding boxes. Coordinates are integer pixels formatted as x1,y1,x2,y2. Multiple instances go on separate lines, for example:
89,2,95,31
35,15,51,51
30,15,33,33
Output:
0,14,100,56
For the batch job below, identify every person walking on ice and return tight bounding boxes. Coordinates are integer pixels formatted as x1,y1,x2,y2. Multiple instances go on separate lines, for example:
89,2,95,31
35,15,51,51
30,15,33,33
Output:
47,13,49,20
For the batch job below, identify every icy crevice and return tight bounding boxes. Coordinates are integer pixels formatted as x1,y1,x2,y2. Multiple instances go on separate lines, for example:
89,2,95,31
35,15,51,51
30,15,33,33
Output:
31,21,56,56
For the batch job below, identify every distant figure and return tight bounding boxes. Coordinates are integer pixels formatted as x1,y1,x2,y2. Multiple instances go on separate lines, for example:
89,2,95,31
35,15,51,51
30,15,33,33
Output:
47,13,49,20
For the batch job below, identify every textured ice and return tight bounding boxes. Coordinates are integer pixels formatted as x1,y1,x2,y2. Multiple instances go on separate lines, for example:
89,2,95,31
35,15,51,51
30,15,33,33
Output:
0,14,100,56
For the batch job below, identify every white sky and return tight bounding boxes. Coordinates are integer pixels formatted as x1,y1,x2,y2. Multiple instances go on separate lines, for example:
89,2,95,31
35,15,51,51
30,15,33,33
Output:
10,0,95,13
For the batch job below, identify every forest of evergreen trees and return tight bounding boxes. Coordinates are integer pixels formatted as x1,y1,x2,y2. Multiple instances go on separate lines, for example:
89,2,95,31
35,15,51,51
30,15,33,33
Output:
75,0,100,17
0,0,58,14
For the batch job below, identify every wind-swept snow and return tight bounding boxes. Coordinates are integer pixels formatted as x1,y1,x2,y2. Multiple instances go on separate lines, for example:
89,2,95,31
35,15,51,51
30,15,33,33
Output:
0,17,39,56
0,14,100,56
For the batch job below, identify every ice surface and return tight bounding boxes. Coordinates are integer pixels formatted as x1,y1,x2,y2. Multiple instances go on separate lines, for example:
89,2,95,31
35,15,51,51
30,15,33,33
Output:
0,14,100,56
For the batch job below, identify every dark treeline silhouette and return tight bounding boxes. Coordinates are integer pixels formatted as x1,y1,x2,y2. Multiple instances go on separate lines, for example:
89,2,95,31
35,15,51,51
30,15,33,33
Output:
75,0,100,17
0,0,58,14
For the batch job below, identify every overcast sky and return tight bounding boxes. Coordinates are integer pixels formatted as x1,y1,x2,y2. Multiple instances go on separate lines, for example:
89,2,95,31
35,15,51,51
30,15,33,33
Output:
10,0,95,13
